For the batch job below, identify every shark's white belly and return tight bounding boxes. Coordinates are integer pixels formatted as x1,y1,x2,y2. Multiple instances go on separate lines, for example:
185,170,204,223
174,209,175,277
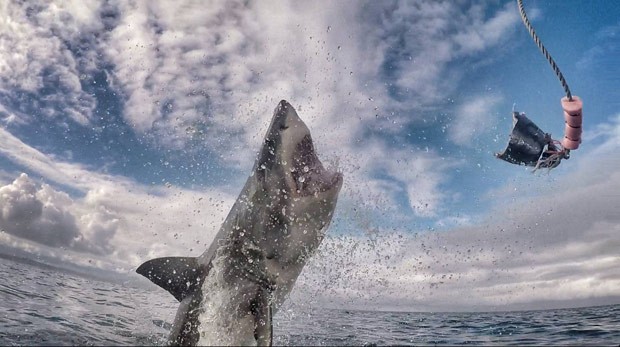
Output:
197,256,258,346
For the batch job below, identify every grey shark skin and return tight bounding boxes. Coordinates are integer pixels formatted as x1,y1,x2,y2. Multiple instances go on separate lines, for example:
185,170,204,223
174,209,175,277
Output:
137,100,343,346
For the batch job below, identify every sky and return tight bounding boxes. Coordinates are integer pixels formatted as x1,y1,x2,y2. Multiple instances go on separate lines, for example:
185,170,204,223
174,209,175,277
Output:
0,0,619,312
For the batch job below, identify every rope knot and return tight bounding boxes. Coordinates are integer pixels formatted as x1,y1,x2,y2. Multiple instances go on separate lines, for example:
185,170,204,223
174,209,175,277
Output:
533,136,569,172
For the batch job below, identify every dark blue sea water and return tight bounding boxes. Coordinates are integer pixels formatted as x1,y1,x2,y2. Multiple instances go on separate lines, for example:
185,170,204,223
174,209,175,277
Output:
1,256,619,346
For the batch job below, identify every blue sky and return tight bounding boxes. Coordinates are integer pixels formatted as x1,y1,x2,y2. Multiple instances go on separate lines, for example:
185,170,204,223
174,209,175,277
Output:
0,0,619,311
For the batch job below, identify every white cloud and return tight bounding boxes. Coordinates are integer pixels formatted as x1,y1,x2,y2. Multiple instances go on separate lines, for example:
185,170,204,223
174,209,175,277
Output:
577,22,620,70
0,167,237,271
585,114,620,152
0,173,86,250
379,146,459,218
95,0,522,215
294,168,620,311
449,94,502,146
0,0,101,125
453,3,520,55
0,127,77,189
0,103,24,126
0,127,237,271
361,1,519,112
333,137,463,219
0,1,524,228
101,0,372,159
75,181,236,268
7,1,614,313
434,214,473,229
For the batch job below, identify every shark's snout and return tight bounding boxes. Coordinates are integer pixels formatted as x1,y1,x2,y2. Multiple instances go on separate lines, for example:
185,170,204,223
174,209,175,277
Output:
273,100,302,129
278,99,291,110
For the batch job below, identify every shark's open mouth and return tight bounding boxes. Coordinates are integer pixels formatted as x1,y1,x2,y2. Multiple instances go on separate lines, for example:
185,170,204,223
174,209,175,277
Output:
291,135,342,196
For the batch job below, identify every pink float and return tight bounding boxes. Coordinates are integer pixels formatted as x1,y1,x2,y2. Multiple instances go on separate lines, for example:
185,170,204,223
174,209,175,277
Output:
561,96,583,150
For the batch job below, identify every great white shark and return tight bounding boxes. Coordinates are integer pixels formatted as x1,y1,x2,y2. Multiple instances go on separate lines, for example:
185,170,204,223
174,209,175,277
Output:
137,100,343,346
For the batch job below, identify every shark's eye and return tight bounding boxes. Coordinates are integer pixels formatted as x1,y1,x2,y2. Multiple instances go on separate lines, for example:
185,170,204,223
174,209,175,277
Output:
280,124,289,130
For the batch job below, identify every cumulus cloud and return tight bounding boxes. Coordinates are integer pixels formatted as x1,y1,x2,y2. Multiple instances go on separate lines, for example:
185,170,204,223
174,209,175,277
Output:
74,181,236,268
0,168,237,271
0,173,86,249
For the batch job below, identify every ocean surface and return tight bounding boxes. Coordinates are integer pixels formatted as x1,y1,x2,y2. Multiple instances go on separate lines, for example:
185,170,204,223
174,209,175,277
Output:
1,256,619,346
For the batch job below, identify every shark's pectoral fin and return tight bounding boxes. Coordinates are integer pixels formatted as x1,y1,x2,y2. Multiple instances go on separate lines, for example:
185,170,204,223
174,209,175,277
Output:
252,289,273,346
136,256,206,302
